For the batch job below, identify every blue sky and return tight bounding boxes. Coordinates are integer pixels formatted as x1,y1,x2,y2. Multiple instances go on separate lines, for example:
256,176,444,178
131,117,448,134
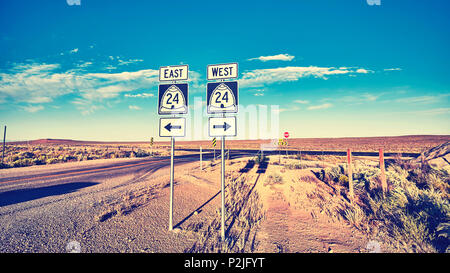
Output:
0,0,449,141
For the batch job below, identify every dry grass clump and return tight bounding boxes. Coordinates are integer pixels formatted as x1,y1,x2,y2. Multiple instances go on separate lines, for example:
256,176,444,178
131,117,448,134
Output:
0,144,153,169
315,162,450,253
95,185,159,222
185,174,265,253
264,173,284,186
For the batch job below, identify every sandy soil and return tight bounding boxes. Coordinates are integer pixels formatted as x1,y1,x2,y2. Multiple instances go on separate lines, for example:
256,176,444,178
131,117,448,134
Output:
254,156,369,253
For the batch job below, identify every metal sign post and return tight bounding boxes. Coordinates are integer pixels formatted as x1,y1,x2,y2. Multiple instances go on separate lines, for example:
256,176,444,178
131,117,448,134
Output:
221,136,225,240
169,136,175,230
379,148,387,193
347,148,354,201
1,126,6,165
200,146,203,170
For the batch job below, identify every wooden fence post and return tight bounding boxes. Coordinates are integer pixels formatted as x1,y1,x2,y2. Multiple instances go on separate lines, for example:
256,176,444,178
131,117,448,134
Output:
379,148,387,193
347,148,354,201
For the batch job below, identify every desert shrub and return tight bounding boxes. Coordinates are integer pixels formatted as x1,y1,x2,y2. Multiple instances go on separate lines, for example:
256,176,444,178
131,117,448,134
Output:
344,204,366,228
319,160,450,252
264,173,284,186
12,158,33,167
338,174,349,185
285,162,309,170
254,153,267,165
63,155,77,162
19,151,35,159
33,156,46,165
46,158,60,164
135,149,149,158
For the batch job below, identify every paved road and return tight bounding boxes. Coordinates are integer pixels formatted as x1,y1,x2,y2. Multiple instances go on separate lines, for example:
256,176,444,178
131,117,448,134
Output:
0,151,250,188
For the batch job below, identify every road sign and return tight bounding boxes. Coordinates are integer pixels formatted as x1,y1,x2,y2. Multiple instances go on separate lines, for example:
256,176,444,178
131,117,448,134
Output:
284,132,289,138
158,83,188,115
209,117,237,137
207,63,238,81
159,118,186,137
207,81,238,114
212,137,217,147
278,138,287,146
159,65,189,81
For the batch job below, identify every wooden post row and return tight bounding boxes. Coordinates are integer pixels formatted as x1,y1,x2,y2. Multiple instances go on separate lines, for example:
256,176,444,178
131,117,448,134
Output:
379,148,387,193
347,148,354,200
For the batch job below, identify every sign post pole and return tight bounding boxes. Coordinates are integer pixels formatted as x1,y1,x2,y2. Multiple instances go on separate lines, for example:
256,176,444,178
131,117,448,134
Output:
1,126,6,165
200,146,203,170
379,148,387,193
221,136,225,241
169,136,175,231
347,148,354,201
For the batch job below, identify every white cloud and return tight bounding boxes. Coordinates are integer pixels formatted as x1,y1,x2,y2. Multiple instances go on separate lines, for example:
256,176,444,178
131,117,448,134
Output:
129,105,141,110
240,66,370,87
0,62,161,114
77,61,93,68
0,63,74,104
70,48,79,54
411,108,450,116
274,105,300,113
124,93,154,98
307,103,333,110
105,65,117,70
395,95,449,104
338,93,381,104
293,99,309,104
355,68,371,74
22,105,44,113
118,59,143,66
248,54,295,62
384,68,402,71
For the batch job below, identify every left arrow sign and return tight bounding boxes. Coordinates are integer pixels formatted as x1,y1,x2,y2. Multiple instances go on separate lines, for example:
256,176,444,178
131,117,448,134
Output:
160,118,186,137
164,123,182,132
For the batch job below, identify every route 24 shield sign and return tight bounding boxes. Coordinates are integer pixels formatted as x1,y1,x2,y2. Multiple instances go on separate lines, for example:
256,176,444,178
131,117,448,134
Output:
158,83,188,115
206,81,238,114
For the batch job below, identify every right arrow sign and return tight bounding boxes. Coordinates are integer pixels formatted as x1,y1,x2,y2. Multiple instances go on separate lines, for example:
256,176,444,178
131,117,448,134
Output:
209,117,237,137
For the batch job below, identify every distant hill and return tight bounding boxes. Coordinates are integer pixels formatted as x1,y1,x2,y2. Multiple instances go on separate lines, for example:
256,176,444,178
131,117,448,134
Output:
6,135,450,153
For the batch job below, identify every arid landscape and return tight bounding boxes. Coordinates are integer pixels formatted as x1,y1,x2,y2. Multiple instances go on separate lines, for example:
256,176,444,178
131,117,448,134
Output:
1,136,449,253
2,135,449,170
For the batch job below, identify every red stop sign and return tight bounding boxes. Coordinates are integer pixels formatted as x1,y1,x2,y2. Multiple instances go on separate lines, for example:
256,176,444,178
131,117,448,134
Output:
284,132,289,138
